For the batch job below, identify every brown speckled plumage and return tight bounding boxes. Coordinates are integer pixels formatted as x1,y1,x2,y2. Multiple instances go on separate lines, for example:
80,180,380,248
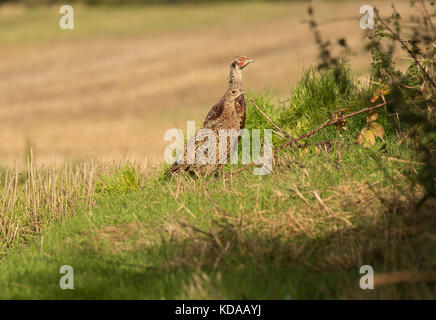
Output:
204,56,253,130
168,56,253,177
168,89,243,177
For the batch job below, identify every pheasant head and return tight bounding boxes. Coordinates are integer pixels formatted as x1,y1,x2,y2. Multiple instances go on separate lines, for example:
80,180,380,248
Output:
226,88,245,101
228,56,253,89
231,56,254,69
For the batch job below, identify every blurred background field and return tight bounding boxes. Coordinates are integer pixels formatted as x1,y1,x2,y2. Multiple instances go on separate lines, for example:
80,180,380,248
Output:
0,0,411,166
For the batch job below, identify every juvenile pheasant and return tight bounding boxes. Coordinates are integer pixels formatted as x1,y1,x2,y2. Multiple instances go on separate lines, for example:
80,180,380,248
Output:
168,88,244,177
204,56,253,130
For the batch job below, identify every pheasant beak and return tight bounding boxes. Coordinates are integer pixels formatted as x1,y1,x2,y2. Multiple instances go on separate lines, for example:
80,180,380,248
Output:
241,59,254,69
237,91,245,98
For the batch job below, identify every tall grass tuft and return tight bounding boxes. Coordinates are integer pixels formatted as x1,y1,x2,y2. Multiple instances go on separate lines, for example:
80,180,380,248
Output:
0,153,150,254
245,62,379,149
95,164,141,196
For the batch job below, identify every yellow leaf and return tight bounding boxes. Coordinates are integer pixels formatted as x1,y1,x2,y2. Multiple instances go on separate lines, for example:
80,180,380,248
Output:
337,107,352,113
370,94,380,103
380,86,391,96
358,127,376,147
368,122,385,138
335,119,348,131
366,112,379,123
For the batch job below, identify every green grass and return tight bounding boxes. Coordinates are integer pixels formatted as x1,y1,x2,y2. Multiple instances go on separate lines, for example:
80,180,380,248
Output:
0,141,432,299
95,165,141,196
245,62,388,151
0,63,434,299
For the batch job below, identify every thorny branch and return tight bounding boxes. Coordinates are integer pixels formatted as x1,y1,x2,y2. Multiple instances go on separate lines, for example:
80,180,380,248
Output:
231,100,392,175
374,8,436,89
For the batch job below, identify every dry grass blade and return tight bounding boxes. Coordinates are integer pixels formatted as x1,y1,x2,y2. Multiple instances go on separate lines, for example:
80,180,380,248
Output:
291,184,310,206
380,156,426,166
313,190,331,213
247,96,292,139
168,188,195,218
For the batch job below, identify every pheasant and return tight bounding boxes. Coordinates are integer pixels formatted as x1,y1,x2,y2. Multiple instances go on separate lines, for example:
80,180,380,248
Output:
204,56,253,130
167,88,244,177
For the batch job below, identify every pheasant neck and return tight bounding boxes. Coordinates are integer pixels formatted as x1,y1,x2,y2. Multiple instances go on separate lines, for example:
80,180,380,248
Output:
228,64,243,89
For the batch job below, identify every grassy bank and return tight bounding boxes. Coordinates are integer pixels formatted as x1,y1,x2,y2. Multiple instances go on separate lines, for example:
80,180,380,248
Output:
1,64,434,299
